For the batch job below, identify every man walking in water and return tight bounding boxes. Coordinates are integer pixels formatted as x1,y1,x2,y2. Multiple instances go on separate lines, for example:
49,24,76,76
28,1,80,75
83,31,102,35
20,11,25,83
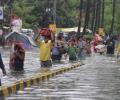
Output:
35,34,52,71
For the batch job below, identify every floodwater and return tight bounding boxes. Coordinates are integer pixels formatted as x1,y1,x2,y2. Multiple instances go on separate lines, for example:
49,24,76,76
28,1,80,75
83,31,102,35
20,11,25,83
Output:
5,53,120,100
0,47,74,85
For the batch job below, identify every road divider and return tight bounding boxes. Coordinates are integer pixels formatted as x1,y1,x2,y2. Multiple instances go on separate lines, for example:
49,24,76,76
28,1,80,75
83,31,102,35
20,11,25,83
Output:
0,62,82,97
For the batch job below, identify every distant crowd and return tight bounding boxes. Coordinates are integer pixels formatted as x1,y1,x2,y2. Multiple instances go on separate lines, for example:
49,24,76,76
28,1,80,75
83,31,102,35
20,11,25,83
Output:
0,29,120,85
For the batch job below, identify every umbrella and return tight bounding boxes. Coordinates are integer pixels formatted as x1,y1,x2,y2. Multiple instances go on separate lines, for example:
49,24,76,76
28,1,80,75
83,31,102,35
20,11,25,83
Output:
5,32,30,44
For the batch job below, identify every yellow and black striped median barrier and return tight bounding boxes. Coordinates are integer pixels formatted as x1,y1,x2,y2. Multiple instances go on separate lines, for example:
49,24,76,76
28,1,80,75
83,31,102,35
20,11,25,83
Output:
0,62,82,97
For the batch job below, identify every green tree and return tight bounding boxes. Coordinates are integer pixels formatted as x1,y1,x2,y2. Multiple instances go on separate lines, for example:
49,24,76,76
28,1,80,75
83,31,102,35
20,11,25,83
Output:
3,0,120,35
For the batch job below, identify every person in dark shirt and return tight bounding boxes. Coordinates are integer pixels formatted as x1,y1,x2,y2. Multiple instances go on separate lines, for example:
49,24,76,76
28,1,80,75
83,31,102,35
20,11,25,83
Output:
9,44,25,71
0,53,6,86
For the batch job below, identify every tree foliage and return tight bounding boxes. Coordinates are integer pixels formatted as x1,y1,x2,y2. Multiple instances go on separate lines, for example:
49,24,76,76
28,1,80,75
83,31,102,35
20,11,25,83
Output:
4,0,120,34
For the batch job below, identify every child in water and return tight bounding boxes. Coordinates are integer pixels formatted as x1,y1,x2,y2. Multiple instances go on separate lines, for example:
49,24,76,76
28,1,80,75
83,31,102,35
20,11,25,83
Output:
67,41,77,62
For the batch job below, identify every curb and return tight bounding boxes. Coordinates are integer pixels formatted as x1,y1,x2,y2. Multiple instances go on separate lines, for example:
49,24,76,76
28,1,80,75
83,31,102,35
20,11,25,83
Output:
0,62,81,97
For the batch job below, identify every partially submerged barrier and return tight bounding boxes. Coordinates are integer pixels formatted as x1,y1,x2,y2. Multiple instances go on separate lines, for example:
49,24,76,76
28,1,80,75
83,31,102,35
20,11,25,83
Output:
0,62,82,97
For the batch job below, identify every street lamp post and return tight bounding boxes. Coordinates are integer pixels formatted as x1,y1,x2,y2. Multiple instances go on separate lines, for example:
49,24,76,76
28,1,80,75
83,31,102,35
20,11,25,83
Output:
42,7,51,28
41,0,56,34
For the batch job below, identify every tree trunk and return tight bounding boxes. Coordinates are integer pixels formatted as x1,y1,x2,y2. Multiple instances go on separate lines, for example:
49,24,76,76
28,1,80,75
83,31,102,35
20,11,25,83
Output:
91,0,97,32
109,0,116,35
77,0,83,36
97,0,101,29
101,0,105,28
94,0,99,33
53,0,56,24
83,0,91,35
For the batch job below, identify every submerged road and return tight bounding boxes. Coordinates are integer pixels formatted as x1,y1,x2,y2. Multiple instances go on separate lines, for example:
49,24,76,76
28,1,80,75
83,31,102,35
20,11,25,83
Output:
0,48,72,86
5,54,120,100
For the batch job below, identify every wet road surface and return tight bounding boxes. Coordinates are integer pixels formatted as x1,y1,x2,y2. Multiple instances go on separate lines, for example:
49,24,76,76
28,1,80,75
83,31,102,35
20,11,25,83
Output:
5,54,120,100
0,48,72,86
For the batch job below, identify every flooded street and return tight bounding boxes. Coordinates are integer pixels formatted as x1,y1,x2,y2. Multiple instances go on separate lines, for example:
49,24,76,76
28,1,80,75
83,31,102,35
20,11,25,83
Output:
0,47,71,85
1,0,120,99
5,53,120,100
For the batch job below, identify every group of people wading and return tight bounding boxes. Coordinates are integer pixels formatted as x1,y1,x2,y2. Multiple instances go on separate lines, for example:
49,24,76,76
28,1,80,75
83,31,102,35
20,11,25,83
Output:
0,28,120,86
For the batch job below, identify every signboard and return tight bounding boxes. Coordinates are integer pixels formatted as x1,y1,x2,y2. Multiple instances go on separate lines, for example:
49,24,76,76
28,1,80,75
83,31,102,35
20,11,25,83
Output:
0,7,3,20
49,24,56,33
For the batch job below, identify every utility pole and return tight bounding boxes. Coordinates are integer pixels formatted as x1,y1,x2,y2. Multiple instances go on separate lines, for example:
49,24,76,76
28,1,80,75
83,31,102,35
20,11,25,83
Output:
48,0,57,34
94,0,99,33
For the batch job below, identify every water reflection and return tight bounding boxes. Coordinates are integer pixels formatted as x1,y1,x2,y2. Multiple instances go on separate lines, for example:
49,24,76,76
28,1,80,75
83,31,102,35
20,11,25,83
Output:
4,54,120,100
